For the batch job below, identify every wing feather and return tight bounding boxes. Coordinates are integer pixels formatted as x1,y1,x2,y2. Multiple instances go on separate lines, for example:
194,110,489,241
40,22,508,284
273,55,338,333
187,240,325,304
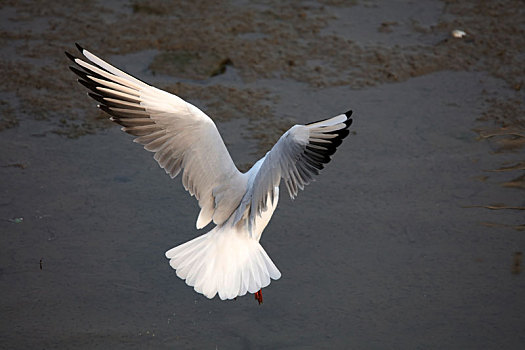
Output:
67,44,247,228
234,111,352,233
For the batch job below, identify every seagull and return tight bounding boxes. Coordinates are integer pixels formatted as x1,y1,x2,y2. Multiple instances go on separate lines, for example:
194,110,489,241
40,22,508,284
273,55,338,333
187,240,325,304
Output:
66,44,353,304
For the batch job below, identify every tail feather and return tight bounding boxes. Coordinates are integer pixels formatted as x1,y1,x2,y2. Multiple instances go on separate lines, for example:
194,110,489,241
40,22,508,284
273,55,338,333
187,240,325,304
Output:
165,226,281,300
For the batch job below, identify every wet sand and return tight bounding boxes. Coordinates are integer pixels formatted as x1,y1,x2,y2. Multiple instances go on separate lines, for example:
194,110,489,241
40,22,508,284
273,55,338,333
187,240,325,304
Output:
1,0,524,349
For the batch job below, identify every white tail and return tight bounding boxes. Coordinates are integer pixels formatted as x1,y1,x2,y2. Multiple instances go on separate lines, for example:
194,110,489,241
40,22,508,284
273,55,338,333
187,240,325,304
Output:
165,224,281,300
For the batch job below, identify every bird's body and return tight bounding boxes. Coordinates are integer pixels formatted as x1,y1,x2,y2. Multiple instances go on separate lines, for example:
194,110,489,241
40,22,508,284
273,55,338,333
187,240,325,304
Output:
66,44,352,302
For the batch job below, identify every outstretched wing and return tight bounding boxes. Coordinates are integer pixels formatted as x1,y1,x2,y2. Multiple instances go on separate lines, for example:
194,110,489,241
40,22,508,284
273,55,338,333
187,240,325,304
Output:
235,111,352,231
66,44,247,229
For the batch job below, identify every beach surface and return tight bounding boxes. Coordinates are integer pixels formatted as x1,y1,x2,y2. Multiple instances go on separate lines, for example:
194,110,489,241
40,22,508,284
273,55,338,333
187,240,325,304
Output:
1,0,524,348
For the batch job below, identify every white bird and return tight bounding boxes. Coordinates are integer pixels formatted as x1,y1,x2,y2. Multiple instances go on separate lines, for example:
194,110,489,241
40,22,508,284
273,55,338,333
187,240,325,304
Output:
66,44,353,304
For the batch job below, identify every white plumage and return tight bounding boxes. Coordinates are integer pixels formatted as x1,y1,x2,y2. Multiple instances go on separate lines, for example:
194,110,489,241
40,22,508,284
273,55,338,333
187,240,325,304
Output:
67,44,353,301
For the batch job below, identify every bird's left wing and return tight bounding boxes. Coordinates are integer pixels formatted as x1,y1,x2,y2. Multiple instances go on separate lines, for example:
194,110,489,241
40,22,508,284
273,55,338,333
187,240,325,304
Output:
235,111,353,232
66,44,247,229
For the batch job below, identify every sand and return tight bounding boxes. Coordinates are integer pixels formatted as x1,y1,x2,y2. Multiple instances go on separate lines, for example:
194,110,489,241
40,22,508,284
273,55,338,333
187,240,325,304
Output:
1,0,524,348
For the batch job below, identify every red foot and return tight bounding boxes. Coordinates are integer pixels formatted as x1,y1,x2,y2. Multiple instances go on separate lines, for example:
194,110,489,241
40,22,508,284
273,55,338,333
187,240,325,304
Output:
254,289,263,304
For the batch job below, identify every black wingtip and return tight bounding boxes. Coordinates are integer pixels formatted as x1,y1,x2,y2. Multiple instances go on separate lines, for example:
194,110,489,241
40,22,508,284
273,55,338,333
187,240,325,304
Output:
344,110,353,127
69,66,86,78
75,43,84,54
64,51,76,62
87,92,106,105
77,78,99,94
98,104,121,120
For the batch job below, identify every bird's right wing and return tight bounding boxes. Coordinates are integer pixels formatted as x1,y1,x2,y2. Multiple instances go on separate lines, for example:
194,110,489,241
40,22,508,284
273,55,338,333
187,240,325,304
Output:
66,44,247,229
235,111,353,232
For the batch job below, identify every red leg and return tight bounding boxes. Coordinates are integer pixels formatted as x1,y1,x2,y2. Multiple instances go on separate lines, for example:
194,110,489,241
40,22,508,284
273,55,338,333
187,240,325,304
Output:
254,289,263,304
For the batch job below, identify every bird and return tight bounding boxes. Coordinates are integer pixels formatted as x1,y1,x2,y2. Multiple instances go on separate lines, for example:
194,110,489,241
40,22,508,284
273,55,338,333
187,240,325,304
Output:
66,44,353,304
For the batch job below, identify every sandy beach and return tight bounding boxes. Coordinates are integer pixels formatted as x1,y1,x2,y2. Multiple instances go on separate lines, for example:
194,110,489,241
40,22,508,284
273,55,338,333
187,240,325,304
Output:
1,0,524,348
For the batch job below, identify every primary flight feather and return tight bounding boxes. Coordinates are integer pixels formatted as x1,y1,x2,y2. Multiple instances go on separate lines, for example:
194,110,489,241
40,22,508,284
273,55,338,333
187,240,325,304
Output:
66,44,353,303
